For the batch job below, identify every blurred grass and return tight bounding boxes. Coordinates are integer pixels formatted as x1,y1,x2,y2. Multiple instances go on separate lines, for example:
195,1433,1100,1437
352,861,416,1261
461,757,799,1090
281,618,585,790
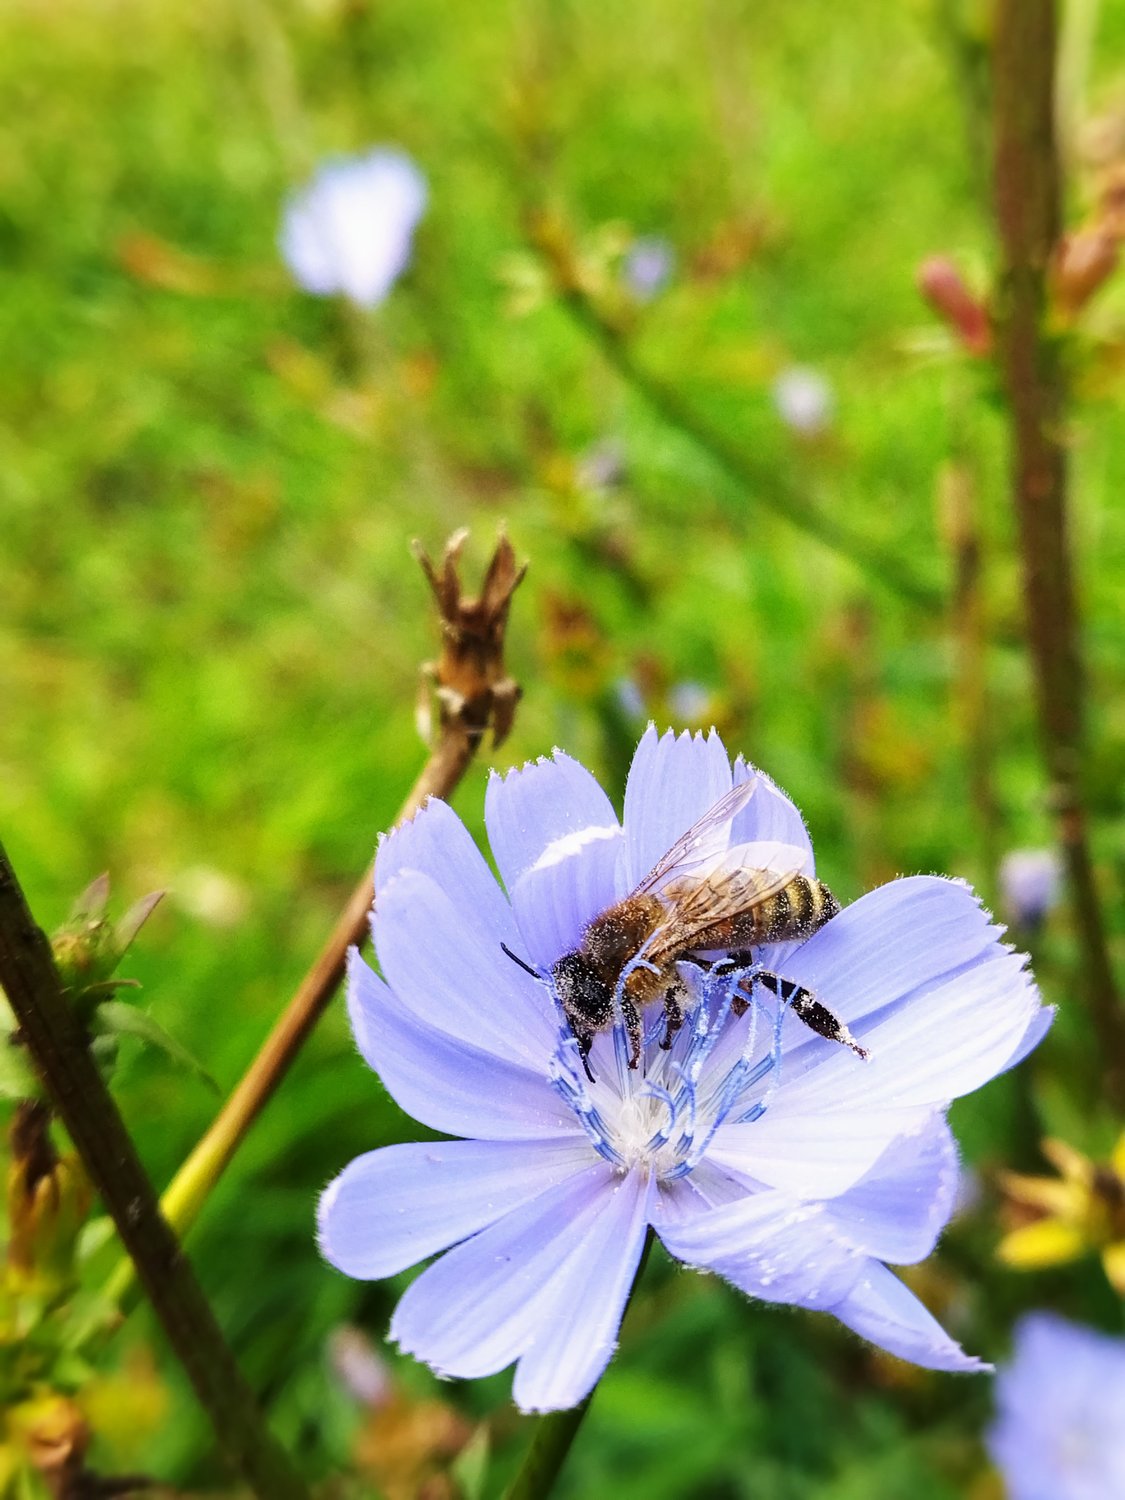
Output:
2,0,1125,1493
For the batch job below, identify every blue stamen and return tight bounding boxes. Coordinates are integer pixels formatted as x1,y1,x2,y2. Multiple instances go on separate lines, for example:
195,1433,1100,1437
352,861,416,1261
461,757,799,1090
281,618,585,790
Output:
544,944,787,1181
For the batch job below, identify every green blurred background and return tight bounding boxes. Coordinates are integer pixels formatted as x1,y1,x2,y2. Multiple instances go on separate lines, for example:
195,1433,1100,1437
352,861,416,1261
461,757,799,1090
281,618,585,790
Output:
2,0,1125,1494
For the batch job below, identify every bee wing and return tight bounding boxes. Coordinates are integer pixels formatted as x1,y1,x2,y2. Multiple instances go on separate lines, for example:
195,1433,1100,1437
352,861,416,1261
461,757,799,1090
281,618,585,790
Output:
643,842,809,961
631,779,761,896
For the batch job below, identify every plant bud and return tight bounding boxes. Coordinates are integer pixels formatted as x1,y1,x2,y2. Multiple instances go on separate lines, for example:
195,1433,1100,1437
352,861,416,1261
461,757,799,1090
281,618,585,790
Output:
917,255,992,355
1051,228,1119,319
7,1102,91,1288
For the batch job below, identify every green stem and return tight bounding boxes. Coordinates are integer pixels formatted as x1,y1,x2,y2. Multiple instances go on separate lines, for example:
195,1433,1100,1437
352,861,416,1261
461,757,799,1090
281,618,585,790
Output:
0,846,309,1500
500,1395,594,1500
500,1228,656,1500
553,283,942,613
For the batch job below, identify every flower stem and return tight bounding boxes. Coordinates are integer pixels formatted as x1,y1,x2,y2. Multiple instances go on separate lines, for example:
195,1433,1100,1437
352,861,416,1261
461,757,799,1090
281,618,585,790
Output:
500,1228,656,1500
105,531,526,1313
0,847,309,1500
991,0,1125,1097
500,1395,595,1500
527,222,941,613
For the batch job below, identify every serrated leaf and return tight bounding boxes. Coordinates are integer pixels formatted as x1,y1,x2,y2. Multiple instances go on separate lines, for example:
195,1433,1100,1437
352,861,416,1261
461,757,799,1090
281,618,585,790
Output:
90,1002,219,1095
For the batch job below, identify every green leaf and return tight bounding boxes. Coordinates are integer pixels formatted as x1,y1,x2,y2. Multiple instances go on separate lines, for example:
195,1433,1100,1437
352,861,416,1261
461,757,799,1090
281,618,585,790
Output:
0,1035,38,1101
451,1423,491,1500
90,1002,220,1095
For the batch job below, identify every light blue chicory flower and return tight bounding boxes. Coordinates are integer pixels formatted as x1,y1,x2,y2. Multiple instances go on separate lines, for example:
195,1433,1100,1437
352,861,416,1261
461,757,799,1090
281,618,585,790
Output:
998,848,1062,933
319,728,1051,1412
623,236,675,300
280,148,427,309
989,1313,1125,1499
772,365,835,435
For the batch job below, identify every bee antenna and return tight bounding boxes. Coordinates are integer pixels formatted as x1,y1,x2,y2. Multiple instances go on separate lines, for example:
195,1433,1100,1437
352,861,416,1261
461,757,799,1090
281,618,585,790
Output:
500,941,541,980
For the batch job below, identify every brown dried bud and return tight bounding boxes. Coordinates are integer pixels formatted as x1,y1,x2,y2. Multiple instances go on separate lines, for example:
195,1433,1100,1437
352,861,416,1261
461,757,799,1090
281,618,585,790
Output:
7,1101,91,1285
7,1393,90,1499
917,255,992,356
414,530,526,750
1051,227,1119,320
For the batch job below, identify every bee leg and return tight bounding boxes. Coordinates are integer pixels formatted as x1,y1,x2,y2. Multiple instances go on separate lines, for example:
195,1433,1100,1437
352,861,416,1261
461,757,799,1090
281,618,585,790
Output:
623,997,643,1069
576,1030,597,1084
660,987,685,1050
718,952,758,1018
755,971,869,1060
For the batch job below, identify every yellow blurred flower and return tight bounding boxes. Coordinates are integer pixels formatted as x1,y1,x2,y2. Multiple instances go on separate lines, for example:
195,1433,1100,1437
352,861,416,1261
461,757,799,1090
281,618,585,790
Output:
997,1134,1125,1292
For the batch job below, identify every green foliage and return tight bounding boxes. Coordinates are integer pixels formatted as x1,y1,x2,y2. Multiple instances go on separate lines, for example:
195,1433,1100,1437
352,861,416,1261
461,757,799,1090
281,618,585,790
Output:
2,0,1125,1494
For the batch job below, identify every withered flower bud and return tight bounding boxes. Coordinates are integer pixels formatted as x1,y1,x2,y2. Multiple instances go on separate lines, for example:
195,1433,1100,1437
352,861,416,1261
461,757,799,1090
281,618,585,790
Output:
414,530,526,750
1051,227,1119,320
7,1101,91,1287
6,1392,90,1500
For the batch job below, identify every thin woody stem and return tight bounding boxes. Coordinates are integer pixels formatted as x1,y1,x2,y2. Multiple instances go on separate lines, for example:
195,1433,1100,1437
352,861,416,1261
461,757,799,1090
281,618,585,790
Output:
106,532,524,1311
0,849,309,1500
152,733,477,1252
991,0,1125,1092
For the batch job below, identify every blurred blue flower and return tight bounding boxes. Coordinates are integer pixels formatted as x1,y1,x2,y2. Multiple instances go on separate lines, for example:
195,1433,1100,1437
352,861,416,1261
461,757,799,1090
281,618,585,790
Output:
577,436,627,491
999,848,1062,932
624,236,675,300
613,675,646,719
280,148,427,309
319,728,1051,1412
773,365,835,435
668,680,712,724
989,1313,1125,1499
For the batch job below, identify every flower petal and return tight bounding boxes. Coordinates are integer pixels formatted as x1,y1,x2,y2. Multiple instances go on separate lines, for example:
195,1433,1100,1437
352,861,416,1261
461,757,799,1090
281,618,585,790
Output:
373,869,556,1066
375,796,504,913
622,726,733,887
730,759,815,875
390,1163,622,1381
778,942,1041,1116
512,1170,653,1412
485,753,621,891
819,1115,960,1263
710,1105,935,1200
715,925,1038,1200
829,1262,988,1372
347,950,576,1140
783,876,1011,1044
508,828,626,968
318,1137,595,1279
658,1188,862,1308
660,1181,984,1372
1001,1003,1055,1073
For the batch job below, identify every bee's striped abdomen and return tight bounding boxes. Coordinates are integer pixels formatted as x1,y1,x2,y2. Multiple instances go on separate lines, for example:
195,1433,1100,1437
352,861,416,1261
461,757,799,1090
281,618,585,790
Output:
758,876,839,942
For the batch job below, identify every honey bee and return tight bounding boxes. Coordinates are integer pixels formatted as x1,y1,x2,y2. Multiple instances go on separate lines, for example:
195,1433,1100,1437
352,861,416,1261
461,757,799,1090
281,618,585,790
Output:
505,779,867,1077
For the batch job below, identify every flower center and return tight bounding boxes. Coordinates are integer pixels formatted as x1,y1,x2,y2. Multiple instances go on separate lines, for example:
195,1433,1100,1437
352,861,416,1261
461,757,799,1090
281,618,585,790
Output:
546,958,782,1182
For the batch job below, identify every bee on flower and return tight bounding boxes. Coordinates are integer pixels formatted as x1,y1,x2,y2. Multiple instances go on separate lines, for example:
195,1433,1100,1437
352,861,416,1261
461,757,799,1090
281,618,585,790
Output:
319,728,1051,1412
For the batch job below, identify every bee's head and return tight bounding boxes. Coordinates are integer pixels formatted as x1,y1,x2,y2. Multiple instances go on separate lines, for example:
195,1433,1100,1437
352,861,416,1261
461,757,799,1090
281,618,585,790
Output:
550,951,614,1036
